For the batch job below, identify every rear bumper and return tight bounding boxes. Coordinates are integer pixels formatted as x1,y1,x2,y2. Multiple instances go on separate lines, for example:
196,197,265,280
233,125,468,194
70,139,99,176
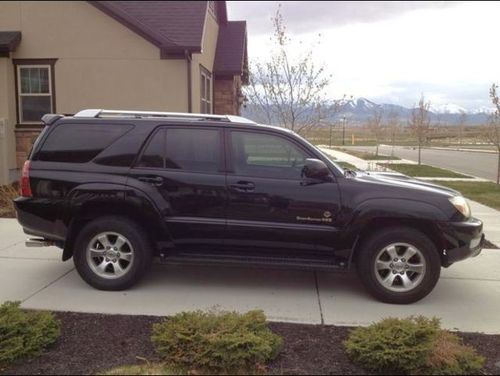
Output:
438,217,483,266
14,196,66,241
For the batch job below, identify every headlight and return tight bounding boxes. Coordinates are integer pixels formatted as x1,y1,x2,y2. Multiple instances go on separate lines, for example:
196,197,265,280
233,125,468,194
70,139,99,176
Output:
449,196,471,218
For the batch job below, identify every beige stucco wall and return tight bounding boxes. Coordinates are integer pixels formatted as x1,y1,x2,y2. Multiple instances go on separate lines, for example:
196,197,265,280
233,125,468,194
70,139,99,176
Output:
2,1,189,114
191,11,219,113
0,57,19,184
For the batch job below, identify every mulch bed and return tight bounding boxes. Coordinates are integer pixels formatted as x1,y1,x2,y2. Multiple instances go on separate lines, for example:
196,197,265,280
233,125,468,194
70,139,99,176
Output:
2,312,500,375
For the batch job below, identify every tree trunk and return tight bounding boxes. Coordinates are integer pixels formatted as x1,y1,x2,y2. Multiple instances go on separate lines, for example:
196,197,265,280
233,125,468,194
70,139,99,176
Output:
375,143,379,157
391,131,395,157
418,143,422,165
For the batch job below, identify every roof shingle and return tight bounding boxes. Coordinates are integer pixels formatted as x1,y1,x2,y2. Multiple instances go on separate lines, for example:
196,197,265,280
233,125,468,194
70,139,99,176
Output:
91,1,208,52
214,21,248,82
0,31,22,53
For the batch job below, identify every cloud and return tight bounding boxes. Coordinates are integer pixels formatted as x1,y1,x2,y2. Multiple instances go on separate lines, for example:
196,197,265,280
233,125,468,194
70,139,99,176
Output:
227,1,459,35
362,81,494,110
231,1,499,111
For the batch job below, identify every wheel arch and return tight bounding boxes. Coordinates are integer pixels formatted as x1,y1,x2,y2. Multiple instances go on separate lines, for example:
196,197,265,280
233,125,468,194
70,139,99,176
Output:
62,188,171,261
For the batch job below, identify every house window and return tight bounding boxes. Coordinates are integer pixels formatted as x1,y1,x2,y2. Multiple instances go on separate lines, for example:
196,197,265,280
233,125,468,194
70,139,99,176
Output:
200,66,212,114
14,59,56,124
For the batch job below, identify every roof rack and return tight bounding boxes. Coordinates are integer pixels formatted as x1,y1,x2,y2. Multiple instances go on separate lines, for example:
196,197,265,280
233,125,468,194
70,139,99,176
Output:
73,109,256,124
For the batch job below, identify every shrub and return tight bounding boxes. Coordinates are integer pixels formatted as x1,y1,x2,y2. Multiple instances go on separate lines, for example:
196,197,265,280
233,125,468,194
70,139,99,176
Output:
426,330,485,375
151,310,282,374
0,301,61,365
0,183,18,218
345,316,484,375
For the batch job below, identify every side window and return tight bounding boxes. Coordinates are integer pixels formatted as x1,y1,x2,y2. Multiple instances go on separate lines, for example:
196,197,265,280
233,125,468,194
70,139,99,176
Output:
137,129,165,168
231,131,310,179
164,128,221,173
37,123,133,163
200,66,212,114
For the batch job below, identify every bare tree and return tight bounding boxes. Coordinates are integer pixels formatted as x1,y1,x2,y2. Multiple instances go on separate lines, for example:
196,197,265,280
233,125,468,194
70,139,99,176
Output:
244,5,332,134
367,108,384,156
408,94,432,165
387,109,400,157
457,110,467,146
485,84,500,184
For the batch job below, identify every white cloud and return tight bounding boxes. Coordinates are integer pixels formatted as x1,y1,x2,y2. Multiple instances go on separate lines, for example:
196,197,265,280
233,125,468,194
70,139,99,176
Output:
234,1,500,110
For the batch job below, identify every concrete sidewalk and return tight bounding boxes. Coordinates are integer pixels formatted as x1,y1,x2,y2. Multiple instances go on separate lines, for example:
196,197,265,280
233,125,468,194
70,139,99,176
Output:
1,218,500,334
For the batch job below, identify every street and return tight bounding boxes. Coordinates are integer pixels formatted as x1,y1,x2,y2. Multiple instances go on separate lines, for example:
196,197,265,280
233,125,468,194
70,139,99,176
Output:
345,145,498,181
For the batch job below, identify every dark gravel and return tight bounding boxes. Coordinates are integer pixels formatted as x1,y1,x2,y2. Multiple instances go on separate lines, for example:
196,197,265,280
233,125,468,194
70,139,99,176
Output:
2,312,500,375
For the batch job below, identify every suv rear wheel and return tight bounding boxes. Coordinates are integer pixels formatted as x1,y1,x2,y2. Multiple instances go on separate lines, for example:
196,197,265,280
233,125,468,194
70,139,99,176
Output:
356,227,441,304
73,216,153,290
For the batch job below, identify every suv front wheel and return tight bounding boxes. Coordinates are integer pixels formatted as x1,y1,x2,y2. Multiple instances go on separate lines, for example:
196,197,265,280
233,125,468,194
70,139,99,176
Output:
73,216,153,290
356,227,441,304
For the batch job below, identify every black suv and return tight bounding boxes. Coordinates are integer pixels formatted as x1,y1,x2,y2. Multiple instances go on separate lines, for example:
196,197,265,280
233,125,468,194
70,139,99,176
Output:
14,109,484,304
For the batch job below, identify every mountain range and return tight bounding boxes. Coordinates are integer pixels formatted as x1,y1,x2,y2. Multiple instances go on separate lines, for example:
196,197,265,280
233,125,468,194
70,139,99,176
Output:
328,97,493,125
242,97,494,125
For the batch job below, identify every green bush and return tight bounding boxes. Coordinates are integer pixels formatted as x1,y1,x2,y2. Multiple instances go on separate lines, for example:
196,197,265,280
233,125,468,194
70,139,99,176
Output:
0,301,61,365
344,316,484,375
151,310,282,374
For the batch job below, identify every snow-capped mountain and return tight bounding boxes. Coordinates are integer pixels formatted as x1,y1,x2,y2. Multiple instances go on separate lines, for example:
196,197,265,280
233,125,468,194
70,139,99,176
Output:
330,97,493,125
242,97,494,125
429,103,468,114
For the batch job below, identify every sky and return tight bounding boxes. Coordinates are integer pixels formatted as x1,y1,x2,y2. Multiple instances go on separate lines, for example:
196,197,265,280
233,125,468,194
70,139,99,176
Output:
227,1,499,112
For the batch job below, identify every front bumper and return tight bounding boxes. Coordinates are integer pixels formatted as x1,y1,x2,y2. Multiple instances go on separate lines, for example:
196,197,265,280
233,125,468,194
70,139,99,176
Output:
438,217,483,267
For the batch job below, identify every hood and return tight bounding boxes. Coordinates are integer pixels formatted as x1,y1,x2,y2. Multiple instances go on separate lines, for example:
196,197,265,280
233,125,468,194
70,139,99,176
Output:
352,170,460,197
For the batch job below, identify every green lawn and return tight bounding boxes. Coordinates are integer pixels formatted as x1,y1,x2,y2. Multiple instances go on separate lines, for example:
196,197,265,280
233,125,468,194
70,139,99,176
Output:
378,163,473,178
429,181,500,211
337,148,400,160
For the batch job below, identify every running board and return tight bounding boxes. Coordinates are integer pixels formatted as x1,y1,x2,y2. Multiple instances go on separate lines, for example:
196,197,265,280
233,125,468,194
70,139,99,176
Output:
160,252,348,271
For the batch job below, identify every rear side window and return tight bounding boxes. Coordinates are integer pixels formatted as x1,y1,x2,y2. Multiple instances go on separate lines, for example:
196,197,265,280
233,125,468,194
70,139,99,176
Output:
37,123,133,163
165,128,220,173
136,128,221,173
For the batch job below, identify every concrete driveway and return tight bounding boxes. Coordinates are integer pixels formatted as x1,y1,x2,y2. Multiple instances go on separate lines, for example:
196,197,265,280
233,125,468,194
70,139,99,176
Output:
1,218,500,334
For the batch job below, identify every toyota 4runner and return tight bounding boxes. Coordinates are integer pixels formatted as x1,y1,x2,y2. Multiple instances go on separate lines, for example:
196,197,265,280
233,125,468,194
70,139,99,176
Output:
14,109,484,304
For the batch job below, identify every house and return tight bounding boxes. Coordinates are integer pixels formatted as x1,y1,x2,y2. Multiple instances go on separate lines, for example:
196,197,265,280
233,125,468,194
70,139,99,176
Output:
0,1,248,185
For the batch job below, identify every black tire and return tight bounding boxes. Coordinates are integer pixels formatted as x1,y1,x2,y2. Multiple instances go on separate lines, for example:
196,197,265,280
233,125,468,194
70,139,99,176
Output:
356,227,441,304
73,216,153,291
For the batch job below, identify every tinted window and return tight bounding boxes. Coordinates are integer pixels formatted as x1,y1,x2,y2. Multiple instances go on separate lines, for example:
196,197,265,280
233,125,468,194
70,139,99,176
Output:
37,123,133,163
137,129,166,168
231,131,309,179
165,128,220,173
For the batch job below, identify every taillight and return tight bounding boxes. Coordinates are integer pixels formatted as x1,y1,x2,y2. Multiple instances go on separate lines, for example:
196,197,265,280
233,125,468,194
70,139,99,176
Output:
21,160,32,197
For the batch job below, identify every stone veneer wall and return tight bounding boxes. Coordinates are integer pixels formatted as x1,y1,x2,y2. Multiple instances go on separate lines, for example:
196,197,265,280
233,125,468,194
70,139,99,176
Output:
15,129,42,168
213,75,242,115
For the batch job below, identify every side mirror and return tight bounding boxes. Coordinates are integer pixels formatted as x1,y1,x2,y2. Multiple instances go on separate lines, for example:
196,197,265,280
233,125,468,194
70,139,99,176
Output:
302,158,331,181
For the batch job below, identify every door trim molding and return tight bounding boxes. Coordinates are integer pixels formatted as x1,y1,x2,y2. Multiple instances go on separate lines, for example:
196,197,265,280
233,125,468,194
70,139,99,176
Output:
165,216,337,232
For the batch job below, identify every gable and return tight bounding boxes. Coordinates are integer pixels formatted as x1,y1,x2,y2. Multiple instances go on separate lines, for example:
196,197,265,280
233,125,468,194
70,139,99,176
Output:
90,1,209,54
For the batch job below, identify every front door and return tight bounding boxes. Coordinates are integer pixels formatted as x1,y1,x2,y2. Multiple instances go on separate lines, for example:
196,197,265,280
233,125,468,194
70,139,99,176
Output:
225,129,342,254
129,126,226,250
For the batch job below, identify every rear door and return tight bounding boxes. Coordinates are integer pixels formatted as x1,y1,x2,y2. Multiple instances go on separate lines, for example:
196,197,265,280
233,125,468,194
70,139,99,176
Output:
128,126,227,250
224,129,342,254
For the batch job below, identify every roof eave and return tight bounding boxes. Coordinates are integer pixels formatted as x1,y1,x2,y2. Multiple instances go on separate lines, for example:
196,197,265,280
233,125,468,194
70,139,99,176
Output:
0,31,22,55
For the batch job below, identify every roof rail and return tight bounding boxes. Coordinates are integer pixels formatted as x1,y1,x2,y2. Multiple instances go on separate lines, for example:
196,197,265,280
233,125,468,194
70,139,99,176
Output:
73,109,256,124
